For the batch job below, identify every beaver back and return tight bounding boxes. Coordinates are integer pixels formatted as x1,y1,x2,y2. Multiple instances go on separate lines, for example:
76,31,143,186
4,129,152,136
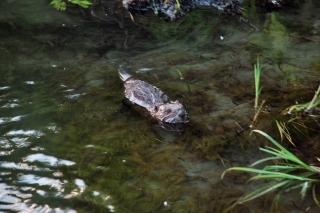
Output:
124,79,169,109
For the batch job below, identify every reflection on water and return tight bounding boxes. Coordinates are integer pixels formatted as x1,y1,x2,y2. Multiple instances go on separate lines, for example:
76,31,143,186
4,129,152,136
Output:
1,0,320,212
0,81,85,212
24,153,75,166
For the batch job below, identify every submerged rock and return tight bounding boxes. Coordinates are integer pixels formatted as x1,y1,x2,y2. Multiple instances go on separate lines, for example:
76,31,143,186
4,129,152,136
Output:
123,0,244,20
92,0,284,21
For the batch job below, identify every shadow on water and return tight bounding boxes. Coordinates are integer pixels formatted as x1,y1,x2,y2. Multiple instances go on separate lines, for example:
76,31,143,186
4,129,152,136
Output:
1,0,320,212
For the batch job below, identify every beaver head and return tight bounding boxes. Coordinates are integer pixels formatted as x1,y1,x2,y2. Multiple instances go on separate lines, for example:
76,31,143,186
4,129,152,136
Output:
149,100,189,124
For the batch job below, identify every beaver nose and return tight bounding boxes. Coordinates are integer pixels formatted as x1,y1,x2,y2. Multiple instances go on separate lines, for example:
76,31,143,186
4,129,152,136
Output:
178,110,185,117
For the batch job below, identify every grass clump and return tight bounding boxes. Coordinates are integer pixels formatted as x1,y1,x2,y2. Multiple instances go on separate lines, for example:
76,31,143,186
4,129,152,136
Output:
221,128,320,212
283,84,320,115
249,56,266,129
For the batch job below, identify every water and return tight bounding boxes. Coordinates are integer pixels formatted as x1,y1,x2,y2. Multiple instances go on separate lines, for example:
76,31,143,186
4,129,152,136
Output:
1,0,320,212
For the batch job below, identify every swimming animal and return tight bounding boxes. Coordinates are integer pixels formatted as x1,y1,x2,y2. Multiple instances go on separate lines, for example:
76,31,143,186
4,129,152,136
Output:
118,66,189,131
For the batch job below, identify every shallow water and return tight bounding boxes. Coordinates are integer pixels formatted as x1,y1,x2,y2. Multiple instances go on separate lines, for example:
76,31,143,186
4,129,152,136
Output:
1,0,320,212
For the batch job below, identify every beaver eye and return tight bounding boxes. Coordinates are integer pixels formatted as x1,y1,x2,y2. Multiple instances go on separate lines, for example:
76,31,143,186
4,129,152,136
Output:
166,109,171,114
154,106,158,111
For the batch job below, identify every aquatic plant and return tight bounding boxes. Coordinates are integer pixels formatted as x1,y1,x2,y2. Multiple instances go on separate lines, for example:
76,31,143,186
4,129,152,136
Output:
283,84,320,115
174,0,181,12
50,0,66,10
249,57,265,128
50,0,92,10
69,0,92,8
254,57,262,109
221,128,320,212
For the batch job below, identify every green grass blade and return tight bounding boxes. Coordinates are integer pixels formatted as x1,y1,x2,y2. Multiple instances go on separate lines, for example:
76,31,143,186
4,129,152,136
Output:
254,57,262,109
238,180,290,204
250,174,314,181
253,130,316,172
259,147,287,158
250,156,283,167
312,185,320,207
271,193,281,212
222,167,315,181
263,165,304,171
300,182,309,199
222,128,320,210
306,85,320,111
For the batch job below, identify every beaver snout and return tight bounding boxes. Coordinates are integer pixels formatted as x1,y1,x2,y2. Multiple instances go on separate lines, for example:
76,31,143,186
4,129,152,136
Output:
178,109,189,122
178,109,186,117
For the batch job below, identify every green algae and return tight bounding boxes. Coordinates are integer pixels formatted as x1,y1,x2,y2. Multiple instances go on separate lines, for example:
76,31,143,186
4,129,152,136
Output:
50,0,92,10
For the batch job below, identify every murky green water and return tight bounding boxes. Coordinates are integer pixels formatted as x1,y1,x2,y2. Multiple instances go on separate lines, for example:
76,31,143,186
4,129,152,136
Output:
1,0,320,212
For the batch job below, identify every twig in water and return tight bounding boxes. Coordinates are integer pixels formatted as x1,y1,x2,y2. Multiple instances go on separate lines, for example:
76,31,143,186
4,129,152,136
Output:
249,99,266,128
218,155,233,168
234,121,244,132
177,69,191,92
240,17,259,31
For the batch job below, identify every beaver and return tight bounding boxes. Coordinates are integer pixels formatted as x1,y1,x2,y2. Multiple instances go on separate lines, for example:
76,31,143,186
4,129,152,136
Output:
119,66,189,131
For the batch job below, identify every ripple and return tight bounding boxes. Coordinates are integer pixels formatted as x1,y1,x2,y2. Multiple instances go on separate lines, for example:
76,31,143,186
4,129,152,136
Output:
65,93,85,99
75,179,86,192
0,86,10,90
136,67,153,73
11,115,25,121
64,89,74,92
10,137,31,148
30,146,45,151
11,191,32,199
0,137,11,148
1,103,19,108
25,81,35,84
0,171,11,176
5,130,43,137
0,203,28,212
0,150,13,156
0,115,25,125
0,118,5,124
36,189,46,196
0,204,77,212
18,174,66,191
47,123,61,133
93,191,100,196
0,195,20,203
0,183,77,212
0,162,41,170
53,172,63,177
24,153,75,166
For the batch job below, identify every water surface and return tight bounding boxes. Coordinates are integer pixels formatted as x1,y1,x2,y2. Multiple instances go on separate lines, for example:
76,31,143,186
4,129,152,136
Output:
1,0,320,212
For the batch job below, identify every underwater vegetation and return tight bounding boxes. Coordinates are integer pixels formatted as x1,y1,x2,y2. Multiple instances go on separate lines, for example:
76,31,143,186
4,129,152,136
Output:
50,0,92,10
222,127,320,212
254,57,262,109
219,55,320,212
283,85,320,115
